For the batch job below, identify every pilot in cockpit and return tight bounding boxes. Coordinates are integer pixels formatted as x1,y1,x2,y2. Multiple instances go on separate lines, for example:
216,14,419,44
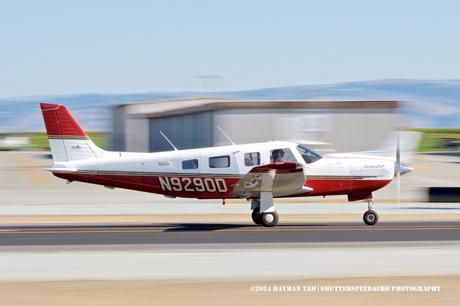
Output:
271,149,285,162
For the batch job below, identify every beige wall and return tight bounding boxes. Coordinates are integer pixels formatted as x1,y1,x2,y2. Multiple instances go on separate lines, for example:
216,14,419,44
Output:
326,112,397,152
214,109,396,152
125,118,149,152
213,110,288,146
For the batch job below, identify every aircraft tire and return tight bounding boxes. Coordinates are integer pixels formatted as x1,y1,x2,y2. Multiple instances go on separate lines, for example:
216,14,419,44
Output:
363,210,378,226
251,208,262,225
260,211,279,227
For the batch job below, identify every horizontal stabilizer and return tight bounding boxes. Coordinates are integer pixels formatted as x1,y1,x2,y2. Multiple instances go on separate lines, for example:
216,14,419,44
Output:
46,167,78,173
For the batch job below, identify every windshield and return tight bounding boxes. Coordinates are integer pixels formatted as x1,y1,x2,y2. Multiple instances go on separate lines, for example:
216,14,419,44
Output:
296,145,322,164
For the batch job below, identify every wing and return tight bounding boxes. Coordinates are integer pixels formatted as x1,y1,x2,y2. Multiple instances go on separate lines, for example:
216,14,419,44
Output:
231,162,312,198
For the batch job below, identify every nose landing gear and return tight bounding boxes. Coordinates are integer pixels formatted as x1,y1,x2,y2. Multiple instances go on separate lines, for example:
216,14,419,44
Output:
363,199,378,225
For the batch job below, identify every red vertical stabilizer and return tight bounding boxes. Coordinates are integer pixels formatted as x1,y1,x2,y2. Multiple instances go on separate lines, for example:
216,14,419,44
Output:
40,103,87,138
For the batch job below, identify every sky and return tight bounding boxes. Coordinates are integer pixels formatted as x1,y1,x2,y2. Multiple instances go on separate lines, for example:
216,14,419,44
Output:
1,0,460,98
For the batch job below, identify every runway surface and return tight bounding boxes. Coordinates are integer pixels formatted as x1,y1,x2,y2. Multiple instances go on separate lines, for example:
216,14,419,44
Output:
1,221,459,246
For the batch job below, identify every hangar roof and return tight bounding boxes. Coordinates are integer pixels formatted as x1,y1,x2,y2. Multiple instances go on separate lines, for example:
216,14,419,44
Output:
116,97,399,119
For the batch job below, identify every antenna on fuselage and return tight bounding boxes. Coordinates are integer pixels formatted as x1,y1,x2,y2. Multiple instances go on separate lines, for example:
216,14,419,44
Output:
159,130,178,151
217,126,235,146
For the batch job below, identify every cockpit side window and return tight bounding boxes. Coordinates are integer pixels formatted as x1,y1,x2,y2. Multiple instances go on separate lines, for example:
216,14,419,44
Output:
296,145,322,164
244,152,260,166
270,148,296,163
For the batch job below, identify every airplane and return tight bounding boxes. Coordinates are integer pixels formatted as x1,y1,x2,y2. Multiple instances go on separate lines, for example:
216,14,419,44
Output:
39,102,413,227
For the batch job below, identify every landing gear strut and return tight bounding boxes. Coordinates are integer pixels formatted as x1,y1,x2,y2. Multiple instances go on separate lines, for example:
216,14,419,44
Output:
363,199,378,226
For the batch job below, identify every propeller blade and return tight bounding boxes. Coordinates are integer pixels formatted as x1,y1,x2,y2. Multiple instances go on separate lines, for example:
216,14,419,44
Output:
396,131,401,208
396,130,400,172
397,163,401,208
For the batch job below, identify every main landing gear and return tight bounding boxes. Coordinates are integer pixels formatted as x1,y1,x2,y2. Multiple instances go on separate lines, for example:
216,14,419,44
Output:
363,199,378,226
251,207,279,227
251,197,378,227
251,198,279,227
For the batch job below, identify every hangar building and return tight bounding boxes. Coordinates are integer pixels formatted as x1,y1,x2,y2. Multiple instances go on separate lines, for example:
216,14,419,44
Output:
112,98,399,153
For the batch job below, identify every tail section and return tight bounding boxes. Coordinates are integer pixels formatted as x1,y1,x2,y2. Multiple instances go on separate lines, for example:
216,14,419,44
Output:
40,103,104,162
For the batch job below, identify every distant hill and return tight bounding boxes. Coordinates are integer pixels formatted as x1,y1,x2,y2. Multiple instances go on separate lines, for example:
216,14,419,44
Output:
0,79,459,131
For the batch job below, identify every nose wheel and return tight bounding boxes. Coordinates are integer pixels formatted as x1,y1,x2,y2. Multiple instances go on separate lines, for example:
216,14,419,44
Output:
363,200,379,225
363,210,378,225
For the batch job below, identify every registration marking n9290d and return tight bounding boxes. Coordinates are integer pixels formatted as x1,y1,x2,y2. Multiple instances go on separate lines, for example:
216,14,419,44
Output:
159,177,228,193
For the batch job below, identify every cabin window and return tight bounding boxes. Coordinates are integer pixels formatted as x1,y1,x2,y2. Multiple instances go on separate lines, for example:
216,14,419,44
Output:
209,155,230,168
182,159,199,169
244,152,260,166
270,148,296,163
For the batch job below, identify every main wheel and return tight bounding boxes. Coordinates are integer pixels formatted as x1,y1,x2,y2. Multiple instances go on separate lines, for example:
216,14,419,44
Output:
363,210,378,226
260,211,279,227
251,207,262,225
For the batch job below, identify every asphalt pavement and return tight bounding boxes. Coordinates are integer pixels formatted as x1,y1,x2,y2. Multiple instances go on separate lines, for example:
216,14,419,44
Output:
1,221,459,246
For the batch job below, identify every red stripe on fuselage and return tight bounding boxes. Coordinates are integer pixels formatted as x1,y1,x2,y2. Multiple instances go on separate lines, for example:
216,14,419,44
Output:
53,172,391,199
304,178,391,197
53,172,242,199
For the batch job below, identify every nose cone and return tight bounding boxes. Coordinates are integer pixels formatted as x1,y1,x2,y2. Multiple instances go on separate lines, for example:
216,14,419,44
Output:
395,163,413,176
